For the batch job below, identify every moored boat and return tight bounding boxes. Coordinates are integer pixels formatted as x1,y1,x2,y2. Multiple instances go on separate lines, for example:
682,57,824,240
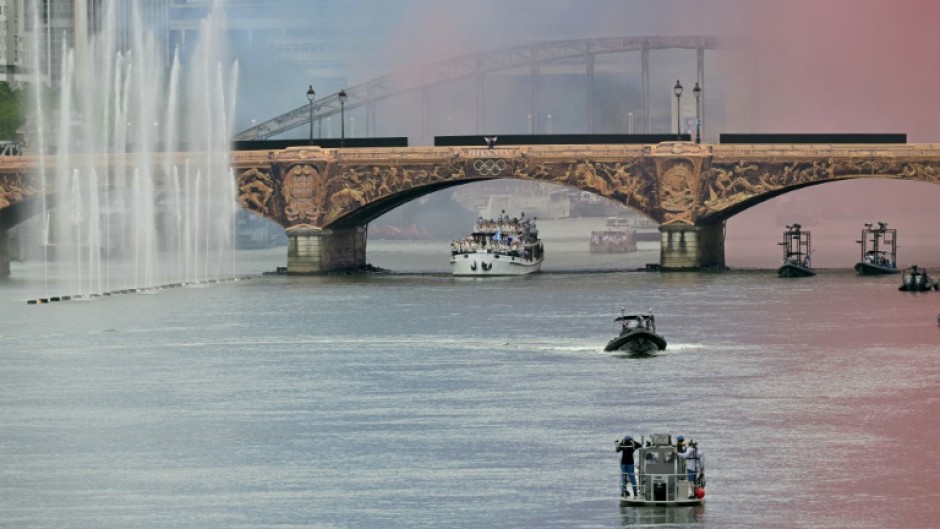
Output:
899,265,935,292
590,228,637,253
776,223,815,277
450,212,544,276
855,221,900,275
604,311,667,354
606,216,659,242
619,433,705,506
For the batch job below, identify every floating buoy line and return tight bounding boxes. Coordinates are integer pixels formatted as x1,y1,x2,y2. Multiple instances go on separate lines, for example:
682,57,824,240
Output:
26,277,249,305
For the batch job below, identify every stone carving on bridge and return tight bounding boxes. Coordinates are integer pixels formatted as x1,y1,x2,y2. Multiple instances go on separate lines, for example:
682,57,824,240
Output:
283,163,323,225
9,143,940,234
237,167,275,217
657,160,699,224
698,155,940,222
319,159,466,226
650,142,710,225
510,156,658,219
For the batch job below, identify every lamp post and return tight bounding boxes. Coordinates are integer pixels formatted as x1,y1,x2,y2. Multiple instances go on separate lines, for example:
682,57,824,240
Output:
338,87,347,147
673,80,683,140
306,85,315,142
692,81,702,144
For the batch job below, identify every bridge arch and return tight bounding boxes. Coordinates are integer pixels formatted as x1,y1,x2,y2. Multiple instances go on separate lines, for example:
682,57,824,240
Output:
236,145,664,232
696,148,940,225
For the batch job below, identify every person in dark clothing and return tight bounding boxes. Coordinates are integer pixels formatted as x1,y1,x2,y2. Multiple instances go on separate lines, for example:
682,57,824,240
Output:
675,434,687,454
616,435,641,497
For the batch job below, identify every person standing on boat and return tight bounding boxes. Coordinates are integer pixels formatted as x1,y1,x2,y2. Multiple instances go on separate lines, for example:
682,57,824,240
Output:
616,435,641,497
675,435,686,454
677,439,704,499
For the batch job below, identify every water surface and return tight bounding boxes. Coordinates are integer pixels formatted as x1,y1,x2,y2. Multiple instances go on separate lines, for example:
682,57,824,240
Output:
1,240,939,528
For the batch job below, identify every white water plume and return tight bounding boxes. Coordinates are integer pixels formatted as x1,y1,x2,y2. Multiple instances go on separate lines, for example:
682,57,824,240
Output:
32,0,238,297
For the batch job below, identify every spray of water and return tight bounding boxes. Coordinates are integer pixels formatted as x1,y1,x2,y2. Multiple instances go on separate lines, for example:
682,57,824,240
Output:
32,0,238,297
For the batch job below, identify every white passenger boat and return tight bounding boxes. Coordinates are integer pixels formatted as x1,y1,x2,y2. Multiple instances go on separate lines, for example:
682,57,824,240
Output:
450,213,544,276
620,433,705,506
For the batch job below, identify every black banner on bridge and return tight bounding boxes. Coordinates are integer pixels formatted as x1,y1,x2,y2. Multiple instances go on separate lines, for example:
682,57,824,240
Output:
232,138,409,150
434,134,691,147
719,133,907,144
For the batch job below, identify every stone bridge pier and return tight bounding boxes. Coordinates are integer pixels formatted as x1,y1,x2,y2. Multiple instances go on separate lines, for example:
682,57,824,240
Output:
286,225,367,274
659,222,726,271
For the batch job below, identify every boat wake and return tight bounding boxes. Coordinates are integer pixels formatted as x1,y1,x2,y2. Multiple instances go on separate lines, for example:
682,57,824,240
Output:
668,343,707,351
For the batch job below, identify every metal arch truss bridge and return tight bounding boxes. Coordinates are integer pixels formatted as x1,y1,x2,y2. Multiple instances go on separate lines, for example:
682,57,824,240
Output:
237,36,722,141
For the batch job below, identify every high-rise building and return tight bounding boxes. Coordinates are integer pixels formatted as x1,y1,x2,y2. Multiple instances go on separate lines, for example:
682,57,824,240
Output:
0,0,36,85
22,1,167,86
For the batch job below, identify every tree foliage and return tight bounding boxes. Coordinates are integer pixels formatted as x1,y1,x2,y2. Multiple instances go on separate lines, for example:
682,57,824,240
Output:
0,82,26,141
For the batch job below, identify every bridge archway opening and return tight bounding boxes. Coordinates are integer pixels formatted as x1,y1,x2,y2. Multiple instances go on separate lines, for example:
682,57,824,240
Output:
724,178,940,269
353,178,662,273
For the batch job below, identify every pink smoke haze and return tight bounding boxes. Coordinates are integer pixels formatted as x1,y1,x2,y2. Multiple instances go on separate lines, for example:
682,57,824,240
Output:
748,1,940,139
728,1,940,268
369,1,940,268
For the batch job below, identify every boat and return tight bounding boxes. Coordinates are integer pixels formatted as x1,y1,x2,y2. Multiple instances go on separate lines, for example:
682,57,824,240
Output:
620,433,705,506
776,223,815,277
606,216,659,242
899,265,935,292
590,228,637,253
604,310,667,354
855,221,900,275
450,212,544,276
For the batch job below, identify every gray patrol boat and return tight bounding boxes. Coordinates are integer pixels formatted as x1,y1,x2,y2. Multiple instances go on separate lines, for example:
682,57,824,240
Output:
620,433,704,506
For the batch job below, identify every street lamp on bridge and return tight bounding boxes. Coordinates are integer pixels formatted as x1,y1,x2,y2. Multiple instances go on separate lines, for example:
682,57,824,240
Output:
673,80,683,141
306,85,316,143
693,81,702,144
338,87,347,147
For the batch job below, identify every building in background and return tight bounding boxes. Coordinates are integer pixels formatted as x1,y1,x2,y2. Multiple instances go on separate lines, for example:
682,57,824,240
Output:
0,0,36,85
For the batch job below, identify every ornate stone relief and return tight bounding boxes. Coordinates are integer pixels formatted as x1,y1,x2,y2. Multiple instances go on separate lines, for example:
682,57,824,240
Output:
5,145,940,230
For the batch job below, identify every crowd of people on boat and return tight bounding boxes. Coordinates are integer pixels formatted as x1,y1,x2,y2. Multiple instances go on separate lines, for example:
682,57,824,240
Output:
616,433,704,500
472,212,535,237
450,212,540,260
450,237,531,257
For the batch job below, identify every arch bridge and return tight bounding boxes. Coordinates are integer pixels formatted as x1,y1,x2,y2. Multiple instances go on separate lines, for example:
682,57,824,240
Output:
238,36,724,143
6,141,938,276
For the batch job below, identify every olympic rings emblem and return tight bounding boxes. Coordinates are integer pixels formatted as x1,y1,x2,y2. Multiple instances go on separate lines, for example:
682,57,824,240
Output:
473,159,507,176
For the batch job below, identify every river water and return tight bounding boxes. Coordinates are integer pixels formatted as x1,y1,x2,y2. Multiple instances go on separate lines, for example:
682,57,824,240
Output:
2,218,939,528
